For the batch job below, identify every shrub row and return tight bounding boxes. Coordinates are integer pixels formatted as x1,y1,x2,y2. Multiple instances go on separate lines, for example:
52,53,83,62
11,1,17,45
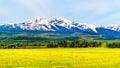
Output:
0,40,120,48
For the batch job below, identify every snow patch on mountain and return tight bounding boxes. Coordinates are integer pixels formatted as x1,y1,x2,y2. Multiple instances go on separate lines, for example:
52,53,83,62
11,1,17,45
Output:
106,25,120,32
0,18,119,36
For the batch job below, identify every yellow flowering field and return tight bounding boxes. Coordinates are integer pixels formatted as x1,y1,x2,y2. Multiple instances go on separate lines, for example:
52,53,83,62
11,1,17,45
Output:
0,48,120,68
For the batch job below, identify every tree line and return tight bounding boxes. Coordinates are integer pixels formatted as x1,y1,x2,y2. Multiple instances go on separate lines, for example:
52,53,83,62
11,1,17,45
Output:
0,40,120,49
47,40,120,48
47,40,102,48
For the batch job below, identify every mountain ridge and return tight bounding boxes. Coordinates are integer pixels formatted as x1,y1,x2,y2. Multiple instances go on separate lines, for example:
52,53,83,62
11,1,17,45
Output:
0,18,120,36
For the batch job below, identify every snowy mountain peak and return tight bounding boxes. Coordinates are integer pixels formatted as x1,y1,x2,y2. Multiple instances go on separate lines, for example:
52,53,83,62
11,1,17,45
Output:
107,25,120,31
35,17,43,22
0,18,119,36
81,23,97,33
55,18,71,22
32,18,48,24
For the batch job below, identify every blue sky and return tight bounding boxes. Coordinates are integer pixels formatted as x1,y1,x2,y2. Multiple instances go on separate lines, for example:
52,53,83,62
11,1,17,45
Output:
0,0,120,25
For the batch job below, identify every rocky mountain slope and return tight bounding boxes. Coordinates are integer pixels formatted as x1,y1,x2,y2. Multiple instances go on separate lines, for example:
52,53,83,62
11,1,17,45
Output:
0,18,120,36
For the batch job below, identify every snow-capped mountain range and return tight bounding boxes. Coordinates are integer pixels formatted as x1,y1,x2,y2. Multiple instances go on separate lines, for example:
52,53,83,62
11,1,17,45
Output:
0,18,120,36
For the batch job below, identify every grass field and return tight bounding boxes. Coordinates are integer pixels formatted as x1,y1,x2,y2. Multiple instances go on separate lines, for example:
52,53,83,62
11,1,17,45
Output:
0,48,120,68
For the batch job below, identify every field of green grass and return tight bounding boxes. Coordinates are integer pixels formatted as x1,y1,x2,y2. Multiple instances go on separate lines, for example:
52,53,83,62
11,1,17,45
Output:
0,48,120,68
